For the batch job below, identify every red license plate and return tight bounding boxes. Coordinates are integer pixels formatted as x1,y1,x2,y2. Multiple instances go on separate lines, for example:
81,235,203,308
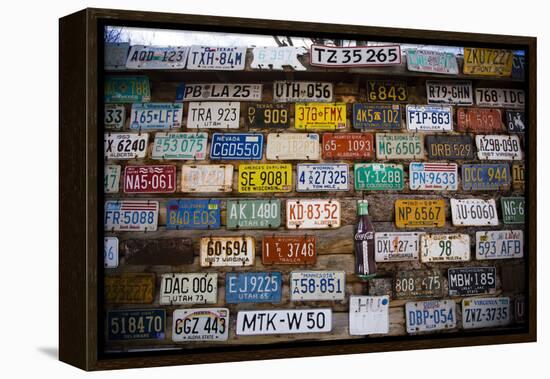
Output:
262,235,316,264
123,165,176,193
456,108,503,133
322,133,374,160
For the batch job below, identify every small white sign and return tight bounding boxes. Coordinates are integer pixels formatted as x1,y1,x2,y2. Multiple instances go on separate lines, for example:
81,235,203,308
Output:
236,309,332,335
349,296,390,335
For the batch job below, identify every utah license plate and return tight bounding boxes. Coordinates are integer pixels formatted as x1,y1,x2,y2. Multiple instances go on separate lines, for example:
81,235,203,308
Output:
104,133,148,160
286,199,341,229
236,309,331,335
450,198,498,226
425,135,474,160
462,297,511,329
476,230,523,260
187,46,246,70
262,235,316,264
426,80,473,105
463,48,513,76
172,308,229,341
238,163,292,193
226,199,281,229
226,272,282,303
245,103,290,128
290,271,345,301
310,44,401,66
367,80,407,102
476,135,523,160
105,76,151,103
152,132,208,160
178,83,263,101
375,232,422,262
294,103,346,130
107,309,165,340
266,133,320,160
461,164,511,191
104,200,158,231
272,81,333,102
125,45,189,69
406,50,458,74
420,233,470,262
448,267,496,296
123,165,176,193
456,108,503,133
297,163,349,191
199,236,255,267
352,104,401,130
501,197,525,224
186,102,240,129
406,105,452,132
181,165,233,193
376,133,424,160
129,103,183,130
166,199,221,229
475,88,525,108
104,273,155,304
159,273,218,305
322,133,374,160
209,133,263,160
394,270,443,298
354,163,404,190
405,300,456,333
409,162,457,191
395,199,445,228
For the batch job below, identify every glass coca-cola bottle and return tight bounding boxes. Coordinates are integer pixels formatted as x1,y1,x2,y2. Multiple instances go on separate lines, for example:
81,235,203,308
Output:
354,200,376,280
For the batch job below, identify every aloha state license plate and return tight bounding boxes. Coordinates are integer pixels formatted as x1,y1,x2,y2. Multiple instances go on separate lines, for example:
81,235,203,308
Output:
238,163,292,193
262,235,316,265
367,80,407,102
199,236,255,267
273,81,333,102
354,163,404,191
186,102,240,129
166,199,221,230
406,49,458,74
376,133,424,160
426,80,473,105
209,133,263,160
172,308,229,342
178,83,263,101
425,135,474,160
501,197,525,224
245,103,291,128
187,46,246,70
236,309,332,335
152,132,208,160
104,42,130,70
375,232,422,262
450,198,498,226
456,108,503,133
463,48,513,76
322,133,374,160
266,133,320,160
181,165,233,193
123,165,176,193
104,237,119,268
250,46,307,71
107,309,165,341
104,133,149,160
294,103,346,130
290,271,346,301
226,272,282,303
405,300,456,333
461,163,511,191
395,199,445,228
286,199,341,229
448,267,496,296
420,234,470,262
104,165,121,193
476,135,523,160
349,296,390,335
297,163,349,192
406,105,452,132
462,297,511,329
105,104,125,129
125,45,189,69
409,162,458,191
512,163,525,190
227,199,281,229
104,200,158,231
105,273,155,304
505,111,526,133
352,104,401,130
512,54,525,79
159,273,218,305
129,103,183,130
310,44,401,66
105,76,150,103
394,270,443,298
475,88,525,108
476,230,523,260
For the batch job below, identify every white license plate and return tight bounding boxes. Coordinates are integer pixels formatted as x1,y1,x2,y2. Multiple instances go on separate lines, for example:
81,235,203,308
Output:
105,104,125,129
181,83,263,101
104,133,149,160
426,80,473,105
420,233,470,262
286,199,341,229
266,133,320,160
475,88,525,108
104,200,159,231
476,230,524,260
199,237,255,267
172,308,229,342
405,300,456,333
187,46,246,70
251,46,307,71
406,105,453,131
152,132,208,160
125,45,189,69
310,44,401,67
290,271,346,301
186,102,240,129
409,162,458,190
104,237,119,268
296,164,349,191
273,81,333,102
104,165,121,193
374,232,423,262
462,297,511,329
349,296,390,335
129,103,183,130
475,135,523,160
181,165,233,192
451,198,499,226
236,309,332,335
160,273,218,305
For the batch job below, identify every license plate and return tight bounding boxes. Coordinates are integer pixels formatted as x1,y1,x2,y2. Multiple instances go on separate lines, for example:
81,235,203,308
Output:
251,46,307,70
409,162,458,191
236,309,332,335
352,104,401,130
512,163,525,190
448,267,496,296
105,104,125,129
104,200,158,231
297,163,349,192
104,42,130,70
476,135,523,160
227,199,281,229
450,198,498,226
515,295,526,323
187,46,246,70
349,296,390,335
512,54,525,80
125,45,189,69
107,309,165,341
238,163,292,193
104,133,149,160
475,88,525,108
426,80,473,105
245,103,291,128
462,297,511,329
152,132,208,160
178,83,263,101
406,300,456,333
286,199,341,229
501,197,525,224
322,133,374,160
456,108,503,133
159,273,218,305
505,111,526,133
461,163,511,191
262,235,316,264
367,80,407,102
104,237,119,268
166,199,221,230
310,44,401,66
374,232,423,262
376,133,424,160
266,133,320,160
394,270,443,298
425,135,474,160
186,102,240,129
226,272,282,303
290,271,346,301
354,163,404,191
199,236,255,267
406,49,458,74
123,165,176,193
463,48,513,76
395,199,445,228
105,273,155,304
104,165,121,193
120,238,194,265
129,103,183,130
406,105,452,132
105,76,150,103
476,230,523,260
294,103,346,130
420,233,470,262
209,133,264,160
273,81,333,102
172,308,229,341
181,165,233,193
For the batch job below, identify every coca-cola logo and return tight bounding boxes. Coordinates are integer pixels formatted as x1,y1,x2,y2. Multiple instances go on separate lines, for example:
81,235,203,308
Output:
355,232,374,240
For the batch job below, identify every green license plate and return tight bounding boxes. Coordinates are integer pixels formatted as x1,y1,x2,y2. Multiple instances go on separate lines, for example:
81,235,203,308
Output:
226,199,281,229
354,163,404,190
501,197,525,224
105,76,151,103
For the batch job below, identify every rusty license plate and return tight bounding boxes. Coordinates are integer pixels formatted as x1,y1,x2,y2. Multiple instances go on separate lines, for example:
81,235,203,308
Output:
456,108,503,133
262,235,316,264
104,273,155,304
393,270,443,299
322,133,374,160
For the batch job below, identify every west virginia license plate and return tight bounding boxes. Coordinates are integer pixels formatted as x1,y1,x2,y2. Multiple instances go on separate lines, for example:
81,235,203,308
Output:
152,132,208,160
262,235,316,264
395,199,445,228
406,49,458,74
238,163,292,193
448,267,496,296
236,309,332,335
105,104,125,129
226,199,281,229
178,83,263,101
476,230,523,260
475,88,525,108
420,233,470,262
123,165,176,193
456,108,503,133
450,198,498,226
367,80,407,102
406,105,452,132
172,308,229,341
245,103,290,128
294,103,346,130
354,163,404,190
409,162,458,191
209,133,264,160
199,236,255,267
273,81,333,102
352,104,401,130
461,163,511,191
425,135,474,160
104,133,149,160
322,133,374,160
376,133,424,160
290,271,346,301
406,300,456,333
125,45,189,69
476,135,523,160
129,103,183,130
104,165,121,193
107,309,165,340
426,80,473,105
186,102,240,129
394,270,443,298
105,76,150,103
187,46,246,70
375,232,422,262
462,297,511,329
310,44,401,66
104,273,155,304
226,272,282,303
286,199,341,229
166,199,221,230
296,163,349,191
159,273,218,305
501,197,525,224
181,165,233,193
463,48,513,76
104,200,158,231
266,133,320,160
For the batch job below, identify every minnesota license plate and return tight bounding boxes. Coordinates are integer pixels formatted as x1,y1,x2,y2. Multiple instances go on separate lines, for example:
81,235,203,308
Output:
104,200,158,231
104,237,119,268
125,45,189,69
425,135,474,160
476,230,523,260
226,272,282,303
406,105,452,132
426,80,473,105
105,273,155,304
226,199,281,229
375,232,422,262
409,162,458,191
448,267,496,296
395,199,445,228
512,164,525,190
123,165,176,193
406,49,458,74
505,111,526,133
105,76,150,103
181,165,233,193
159,273,218,305
266,133,320,160
297,163,349,192
475,88,525,108
129,103,183,130
512,54,525,79
349,296,389,335
187,102,240,129
105,104,125,129
104,42,129,70
238,163,292,193
199,236,255,267
352,104,401,130
461,163,511,191
450,198,498,226
286,199,341,229
107,309,165,341
462,297,511,329
376,133,424,160
172,308,229,342
420,233,470,262
322,133,374,160
367,80,407,102
310,44,401,66
245,103,290,128
294,103,346,130
166,199,221,230
476,135,523,160
104,133,148,160
273,81,333,102
236,309,332,335
406,300,456,333
262,235,316,264
463,48,513,76
290,271,346,301
501,197,525,224
394,270,443,298
354,163,404,191
251,46,307,71
178,83,263,101
209,133,263,160
152,132,208,160
187,46,246,70
104,165,121,193
456,108,503,133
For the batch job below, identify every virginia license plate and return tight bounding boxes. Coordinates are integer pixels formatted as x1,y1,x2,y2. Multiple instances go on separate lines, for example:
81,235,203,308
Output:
476,230,523,260
349,296,389,335
129,103,183,130
226,199,281,229
406,105,452,132
181,165,233,192
286,199,341,229
297,163,349,191
354,163,404,190
178,83,263,101
420,233,470,262
462,297,511,329
425,135,474,160
394,270,443,298
105,273,155,304
105,76,150,103
461,163,511,190
406,49,458,74
426,80,473,105
199,236,255,267
159,273,218,305
290,271,346,301
409,162,458,191
310,44,401,66
376,133,424,160
104,200,158,231
463,48,513,76
104,165,121,193
505,111,526,133
395,199,445,228
245,103,291,128
266,133,320,160
105,104,125,129
123,165,176,193
226,272,282,303
107,309,165,341
448,267,496,296
501,197,525,224
352,104,401,130
476,135,523,160
152,132,208,160
172,308,229,341
238,163,292,193
250,46,306,71
187,46,245,70
125,45,189,69
273,81,333,102
475,88,525,108
406,300,456,333
209,133,263,160
322,133,374,160
262,235,316,264
450,198,498,226
294,103,346,130
456,108,503,132
236,309,332,335
104,236,119,268
375,232,422,262
187,102,240,129
367,80,407,102
166,199,221,230
104,133,149,160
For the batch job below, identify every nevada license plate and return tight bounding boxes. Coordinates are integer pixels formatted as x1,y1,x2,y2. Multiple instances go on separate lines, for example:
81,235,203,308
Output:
209,133,263,160
105,273,155,304
186,102,240,129
245,103,290,128
178,83,263,101
322,133,374,160
251,46,306,71
425,135,474,160
354,163,404,190
297,163,349,192
462,297,511,329
105,76,150,103
172,308,229,341
367,80,407,102
166,199,221,230
104,165,121,193
394,270,443,298
406,300,456,333
505,111,526,133
123,165,176,193
426,80,473,105
349,296,389,335
475,88,525,108
286,199,341,229
310,44,401,66
476,230,523,260
406,49,458,74
476,135,523,160
199,236,255,267
273,81,333,102
104,200,158,231
104,237,119,268
461,164,511,191
262,235,316,264
107,309,165,341
290,271,345,301
463,48,513,76
395,199,445,228
181,165,233,193
125,45,189,69
501,197,525,224
352,104,401,130
456,108,503,133
448,267,496,296
159,273,218,305
152,132,208,160
450,198,498,226
104,133,148,160
420,233,470,262
376,133,424,160
129,103,183,130
406,105,452,132
236,309,332,335
187,46,246,70
266,133,320,160
294,103,346,130
226,199,281,229
226,272,282,303
105,104,125,129
375,232,422,262
409,162,458,191
238,163,292,193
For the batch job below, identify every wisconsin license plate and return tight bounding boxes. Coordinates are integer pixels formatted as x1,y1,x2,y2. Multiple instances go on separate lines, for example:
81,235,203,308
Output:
476,135,523,160
294,103,346,130
245,103,291,128
266,133,320,160
262,235,316,264
322,133,374,160
105,273,155,304
310,44,401,66
463,48,513,76
476,230,523,260
159,273,218,305
186,102,240,129
104,200,158,231
209,133,263,160
505,111,526,133
273,81,333,102
181,165,233,192
123,165,176,193
152,132,208,160
409,162,458,191
461,164,511,191
394,270,443,298
238,163,292,193
104,165,121,193
178,83,263,101
367,80,407,102
297,163,349,191
420,233,470,262
199,236,255,267
395,199,445,228
375,232,422,262
456,108,503,133
172,308,229,341
406,49,458,74
501,197,525,224
226,199,281,229
286,199,341,229
354,163,404,190
425,135,474,160
406,300,456,333
236,309,332,335
349,296,389,335
105,104,125,129
166,199,221,230
426,80,473,105
250,46,306,71
187,46,246,70
105,76,150,103
290,271,345,301
129,103,183,130
352,104,401,130
448,267,496,296
475,88,525,108
462,297,511,329
406,105,452,132
104,236,119,268
107,309,165,341
376,133,424,160
104,133,148,160
125,45,189,69
226,272,282,303
450,198,498,226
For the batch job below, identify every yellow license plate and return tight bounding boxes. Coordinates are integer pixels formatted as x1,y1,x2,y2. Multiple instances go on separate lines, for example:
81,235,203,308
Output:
294,103,347,130
395,199,445,228
463,48,513,77
238,163,292,193
105,273,155,304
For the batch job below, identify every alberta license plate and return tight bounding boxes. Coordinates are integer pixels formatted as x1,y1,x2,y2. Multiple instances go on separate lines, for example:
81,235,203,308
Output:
375,232,422,262
104,200,159,231
294,103,346,130
426,80,473,105
450,198,498,226
105,76,151,103
463,48,513,76
226,272,282,303
181,165,233,193
209,133,264,160
125,45,189,69
456,108,503,133
406,50,458,74
448,267,496,296
476,230,523,260
375,133,424,160
476,135,523,160
245,103,291,128
123,165,176,193
186,102,240,129
420,233,470,262
505,111,526,133
199,236,255,267
159,273,218,305
152,132,208,160
405,300,456,333
187,46,246,70
349,296,390,335
104,236,119,268
461,164,511,191
107,309,165,341
166,199,221,230
104,133,149,160
236,309,332,335
226,199,281,229
238,163,292,193
322,133,374,160
501,197,525,224
296,163,349,192
475,88,525,108
286,199,341,229
172,308,229,342
406,105,452,132
290,271,345,301
367,80,407,102
129,103,183,130
104,165,121,193
262,235,316,264
105,104,125,129
354,163,404,190
394,270,443,298
104,273,155,304
395,199,445,228
178,83,263,101
273,81,333,102
310,44,401,66
352,104,401,130
409,162,458,191
266,133,320,160
425,135,474,160
462,297,511,329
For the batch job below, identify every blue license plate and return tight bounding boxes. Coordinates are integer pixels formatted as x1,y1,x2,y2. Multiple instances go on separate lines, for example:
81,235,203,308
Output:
107,309,165,340
166,199,221,229
105,76,151,103
461,164,511,191
209,133,264,160
225,272,282,303
175,84,185,102
352,104,401,129
511,54,525,80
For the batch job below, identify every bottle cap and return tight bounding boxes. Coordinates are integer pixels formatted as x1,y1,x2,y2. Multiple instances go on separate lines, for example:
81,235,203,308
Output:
357,200,369,215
